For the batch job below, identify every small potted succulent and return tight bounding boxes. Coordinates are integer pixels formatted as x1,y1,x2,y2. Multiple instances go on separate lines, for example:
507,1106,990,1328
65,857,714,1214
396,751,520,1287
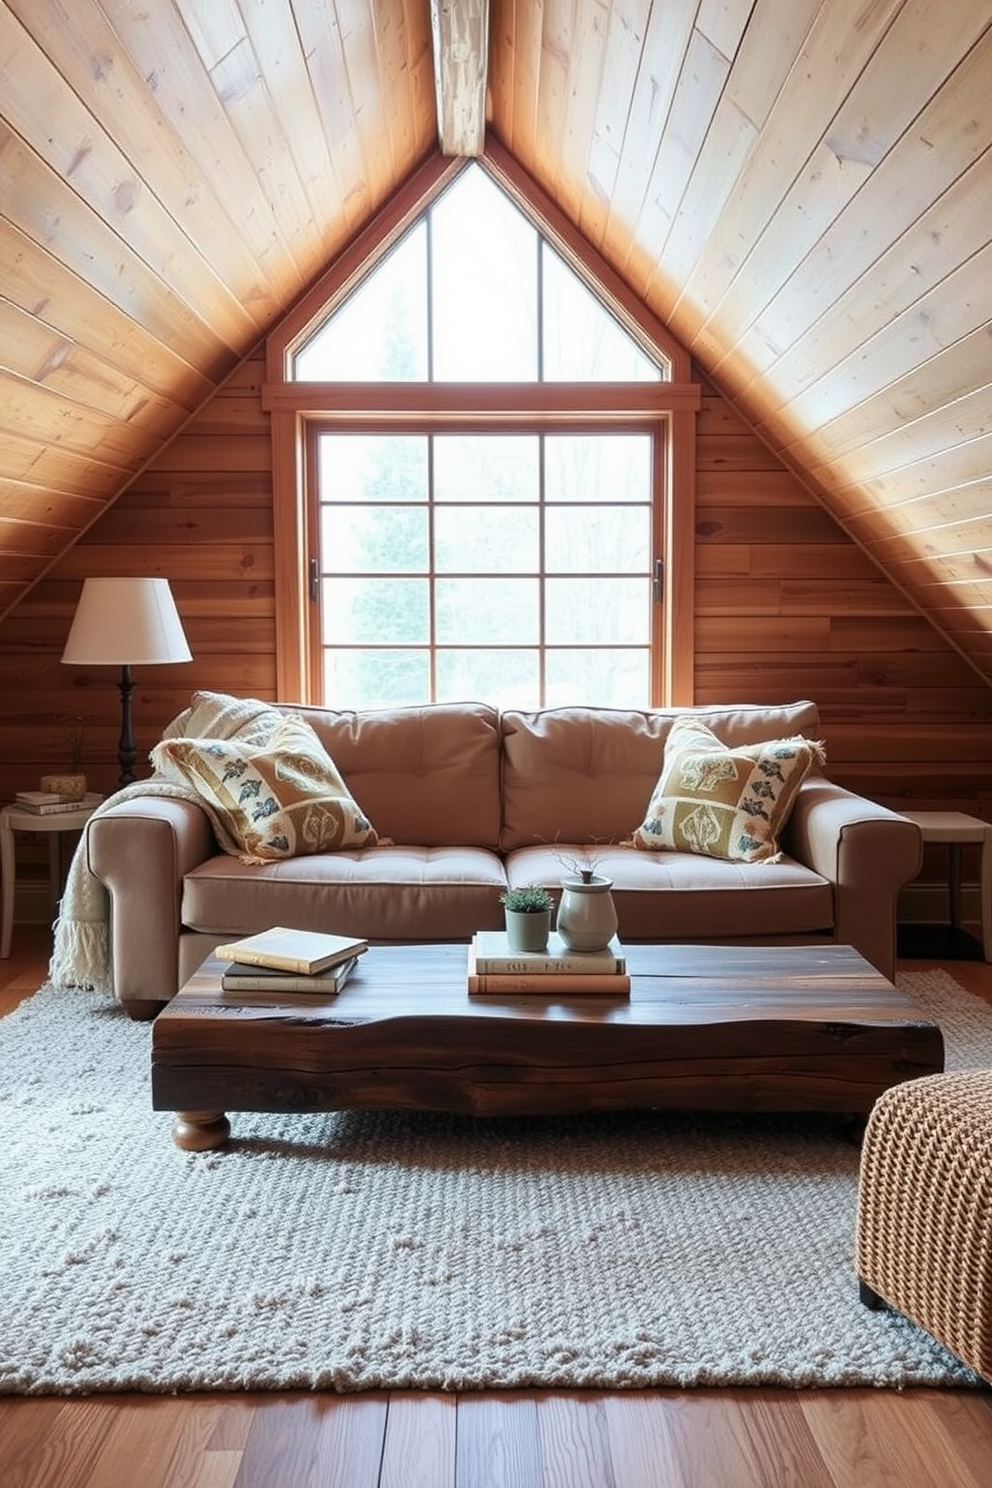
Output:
500,883,555,953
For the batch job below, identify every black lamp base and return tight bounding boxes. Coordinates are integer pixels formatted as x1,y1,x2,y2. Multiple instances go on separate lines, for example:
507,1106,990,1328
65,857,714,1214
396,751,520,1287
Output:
117,663,136,788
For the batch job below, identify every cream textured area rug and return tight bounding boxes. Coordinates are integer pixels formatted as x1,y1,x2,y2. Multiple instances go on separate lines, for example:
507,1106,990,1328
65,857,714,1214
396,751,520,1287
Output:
0,970,985,1396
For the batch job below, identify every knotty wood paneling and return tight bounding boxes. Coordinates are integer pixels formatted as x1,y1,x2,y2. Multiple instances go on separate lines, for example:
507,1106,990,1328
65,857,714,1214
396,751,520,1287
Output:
0,0,435,612
692,377,992,828
0,350,277,801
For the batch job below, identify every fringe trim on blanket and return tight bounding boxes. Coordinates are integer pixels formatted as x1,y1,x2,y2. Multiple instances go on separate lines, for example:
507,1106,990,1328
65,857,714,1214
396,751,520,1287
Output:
48,918,112,995
49,691,283,997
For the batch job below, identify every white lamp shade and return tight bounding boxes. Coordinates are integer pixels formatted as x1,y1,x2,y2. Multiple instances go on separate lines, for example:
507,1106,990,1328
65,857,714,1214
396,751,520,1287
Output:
62,577,192,666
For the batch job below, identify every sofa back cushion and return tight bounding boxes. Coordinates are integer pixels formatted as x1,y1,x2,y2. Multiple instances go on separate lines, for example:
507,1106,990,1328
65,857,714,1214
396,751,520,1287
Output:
499,702,822,852
286,701,503,849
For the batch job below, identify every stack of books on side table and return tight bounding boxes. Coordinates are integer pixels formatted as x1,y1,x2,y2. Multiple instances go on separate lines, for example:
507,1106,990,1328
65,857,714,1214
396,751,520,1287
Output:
215,926,368,994
467,930,630,996
14,790,104,815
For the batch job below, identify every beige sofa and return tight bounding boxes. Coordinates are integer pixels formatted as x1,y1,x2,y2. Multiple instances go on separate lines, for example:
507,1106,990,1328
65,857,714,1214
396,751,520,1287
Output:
86,698,921,1018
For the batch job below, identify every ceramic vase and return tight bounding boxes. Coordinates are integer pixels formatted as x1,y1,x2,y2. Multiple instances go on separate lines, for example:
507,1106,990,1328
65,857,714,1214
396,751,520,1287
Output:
505,907,552,953
556,875,618,953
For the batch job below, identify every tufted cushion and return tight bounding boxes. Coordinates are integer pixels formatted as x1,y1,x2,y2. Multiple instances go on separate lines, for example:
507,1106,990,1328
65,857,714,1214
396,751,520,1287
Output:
151,713,377,862
631,716,824,863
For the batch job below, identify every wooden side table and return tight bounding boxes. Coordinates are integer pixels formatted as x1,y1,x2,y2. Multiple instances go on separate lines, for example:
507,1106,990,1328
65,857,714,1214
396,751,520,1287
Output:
899,810,992,963
0,801,100,958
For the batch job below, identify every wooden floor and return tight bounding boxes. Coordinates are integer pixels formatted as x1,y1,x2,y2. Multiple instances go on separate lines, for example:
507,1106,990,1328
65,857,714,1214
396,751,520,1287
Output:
3,925,992,1488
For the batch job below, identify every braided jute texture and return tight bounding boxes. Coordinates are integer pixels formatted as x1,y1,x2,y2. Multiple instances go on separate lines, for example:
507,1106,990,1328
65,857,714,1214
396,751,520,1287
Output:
857,1068,992,1381
0,971,985,1395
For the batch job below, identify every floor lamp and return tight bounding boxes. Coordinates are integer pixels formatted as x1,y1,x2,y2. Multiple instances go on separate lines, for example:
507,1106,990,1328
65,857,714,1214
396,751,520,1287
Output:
61,578,192,788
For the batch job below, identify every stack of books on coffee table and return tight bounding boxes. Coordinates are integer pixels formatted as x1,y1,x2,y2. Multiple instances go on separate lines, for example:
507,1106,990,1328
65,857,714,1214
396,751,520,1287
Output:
467,931,630,995
215,926,368,994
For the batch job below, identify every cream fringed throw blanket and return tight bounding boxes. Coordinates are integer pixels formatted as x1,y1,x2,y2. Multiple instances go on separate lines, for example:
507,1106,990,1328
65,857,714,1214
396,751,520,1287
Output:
49,690,284,995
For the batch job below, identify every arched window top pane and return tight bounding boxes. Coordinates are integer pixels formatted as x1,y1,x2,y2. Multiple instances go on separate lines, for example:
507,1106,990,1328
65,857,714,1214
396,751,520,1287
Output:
542,246,661,382
431,166,538,381
295,223,428,381
291,164,666,383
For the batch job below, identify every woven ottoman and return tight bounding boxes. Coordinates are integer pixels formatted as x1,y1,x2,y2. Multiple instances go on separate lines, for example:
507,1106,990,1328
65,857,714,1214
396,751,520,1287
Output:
856,1070,992,1383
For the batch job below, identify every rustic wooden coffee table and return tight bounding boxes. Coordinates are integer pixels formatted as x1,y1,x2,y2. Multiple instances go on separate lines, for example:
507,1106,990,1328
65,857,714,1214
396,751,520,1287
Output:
150,942,943,1150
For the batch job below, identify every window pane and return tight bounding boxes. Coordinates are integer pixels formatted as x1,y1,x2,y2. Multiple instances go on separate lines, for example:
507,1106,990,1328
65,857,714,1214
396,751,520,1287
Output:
542,245,662,382
323,649,429,708
434,434,539,502
295,224,428,381
545,507,650,573
436,578,539,643
545,434,652,502
435,506,539,573
322,578,429,644
431,169,538,381
319,434,428,503
436,649,540,707
545,649,650,707
321,506,428,572
546,578,648,643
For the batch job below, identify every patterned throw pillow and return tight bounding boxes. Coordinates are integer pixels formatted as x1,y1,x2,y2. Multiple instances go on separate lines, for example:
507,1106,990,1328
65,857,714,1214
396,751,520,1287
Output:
152,713,377,862
631,716,825,864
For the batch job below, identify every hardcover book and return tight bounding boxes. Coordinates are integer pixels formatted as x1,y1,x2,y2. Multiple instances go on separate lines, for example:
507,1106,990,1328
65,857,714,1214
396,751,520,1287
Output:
467,941,630,996
220,955,359,994
470,930,626,975
467,969,631,996
215,926,368,975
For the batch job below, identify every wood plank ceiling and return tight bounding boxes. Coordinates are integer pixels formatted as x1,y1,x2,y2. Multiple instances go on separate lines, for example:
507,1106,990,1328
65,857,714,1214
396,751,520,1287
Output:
1,0,990,685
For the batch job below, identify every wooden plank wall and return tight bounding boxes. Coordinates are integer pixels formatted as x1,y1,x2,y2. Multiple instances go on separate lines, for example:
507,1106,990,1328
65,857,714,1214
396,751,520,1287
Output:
0,355,989,840
693,371,992,824
0,350,277,803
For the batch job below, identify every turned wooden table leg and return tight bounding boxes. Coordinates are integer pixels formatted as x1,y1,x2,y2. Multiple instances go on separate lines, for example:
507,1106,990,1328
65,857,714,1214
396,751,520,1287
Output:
172,1110,231,1151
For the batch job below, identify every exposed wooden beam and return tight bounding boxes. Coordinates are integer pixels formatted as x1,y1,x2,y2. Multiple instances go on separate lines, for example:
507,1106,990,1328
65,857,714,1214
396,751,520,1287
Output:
430,0,489,156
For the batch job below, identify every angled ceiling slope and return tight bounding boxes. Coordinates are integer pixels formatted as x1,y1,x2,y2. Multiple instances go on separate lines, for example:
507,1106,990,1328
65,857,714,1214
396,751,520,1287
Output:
0,0,990,688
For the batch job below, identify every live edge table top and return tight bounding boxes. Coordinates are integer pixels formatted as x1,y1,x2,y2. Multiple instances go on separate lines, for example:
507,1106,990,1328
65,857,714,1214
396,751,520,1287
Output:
150,942,944,1150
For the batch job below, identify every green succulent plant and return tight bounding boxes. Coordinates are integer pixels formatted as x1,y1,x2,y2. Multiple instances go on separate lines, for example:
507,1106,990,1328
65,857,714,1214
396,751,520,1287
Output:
500,884,554,914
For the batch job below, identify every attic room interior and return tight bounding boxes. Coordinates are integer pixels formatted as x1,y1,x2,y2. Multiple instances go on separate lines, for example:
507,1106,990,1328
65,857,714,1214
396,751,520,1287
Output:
2,1,992,1484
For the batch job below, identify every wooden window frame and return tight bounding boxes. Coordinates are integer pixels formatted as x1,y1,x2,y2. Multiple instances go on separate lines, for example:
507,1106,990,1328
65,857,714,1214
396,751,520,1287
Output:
308,415,666,708
264,140,700,706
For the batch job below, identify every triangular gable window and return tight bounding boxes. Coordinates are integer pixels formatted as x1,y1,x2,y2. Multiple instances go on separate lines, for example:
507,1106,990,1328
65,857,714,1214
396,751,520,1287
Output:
293,164,664,384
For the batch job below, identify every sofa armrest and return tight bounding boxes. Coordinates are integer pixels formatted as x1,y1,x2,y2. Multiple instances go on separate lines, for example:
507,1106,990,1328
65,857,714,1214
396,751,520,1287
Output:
787,778,922,981
87,796,217,1010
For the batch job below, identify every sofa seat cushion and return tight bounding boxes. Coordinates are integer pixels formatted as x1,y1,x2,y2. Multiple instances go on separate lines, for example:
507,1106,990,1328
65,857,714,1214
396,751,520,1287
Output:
506,844,834,942
181,845,508,943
